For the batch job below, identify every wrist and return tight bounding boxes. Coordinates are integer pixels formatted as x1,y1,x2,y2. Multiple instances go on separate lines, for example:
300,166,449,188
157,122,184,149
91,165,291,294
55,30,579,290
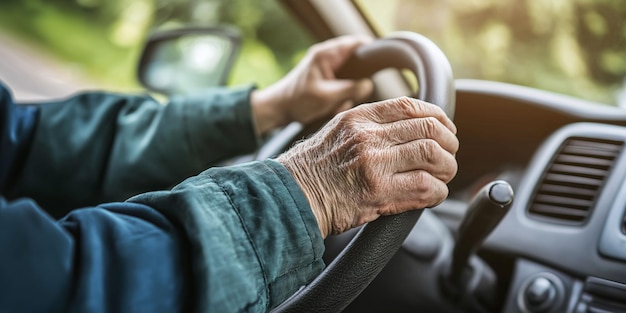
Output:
278,152,331,238
250,87,290,136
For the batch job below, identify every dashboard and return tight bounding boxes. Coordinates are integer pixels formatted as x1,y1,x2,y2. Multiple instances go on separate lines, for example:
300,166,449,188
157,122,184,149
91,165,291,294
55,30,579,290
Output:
333,79,626,313
455,80,626,312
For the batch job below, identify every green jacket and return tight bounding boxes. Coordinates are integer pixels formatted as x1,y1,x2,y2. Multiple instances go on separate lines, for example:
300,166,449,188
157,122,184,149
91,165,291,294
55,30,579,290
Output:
1,84,325,312
8,86,259,216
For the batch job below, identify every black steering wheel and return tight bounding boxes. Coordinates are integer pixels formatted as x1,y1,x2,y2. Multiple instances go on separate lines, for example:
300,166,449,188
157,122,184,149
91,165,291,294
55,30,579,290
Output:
269,32,455,313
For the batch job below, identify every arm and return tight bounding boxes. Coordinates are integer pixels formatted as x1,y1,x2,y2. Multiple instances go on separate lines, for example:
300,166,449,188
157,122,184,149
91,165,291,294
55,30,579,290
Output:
1,83,191,312
0,72,459,313
129,160,325,312
0,197,190,313
126,95,459,312
1,87,325,312
0,161,324,313
4,36,374,217
0,83,38,193
0,94,459,313
0,36,458,312
5,84,260,216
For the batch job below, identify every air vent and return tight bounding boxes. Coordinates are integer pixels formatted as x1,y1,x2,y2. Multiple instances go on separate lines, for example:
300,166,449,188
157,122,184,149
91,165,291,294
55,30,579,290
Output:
528,137,624,224
622,212,626,235
576,277,626,313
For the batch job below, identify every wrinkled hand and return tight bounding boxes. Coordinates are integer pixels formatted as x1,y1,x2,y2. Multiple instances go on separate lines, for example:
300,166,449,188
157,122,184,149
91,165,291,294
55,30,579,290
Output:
277,97,459,238
251,36,374,135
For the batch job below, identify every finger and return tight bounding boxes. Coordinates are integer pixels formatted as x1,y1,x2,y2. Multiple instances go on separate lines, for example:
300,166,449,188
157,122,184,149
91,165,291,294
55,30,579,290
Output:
312,35,373,73
334,100,354,115
378,116,459,154
318,78,373,106
352,79,374,103
358,97,456,134
386,139,458,182
382,171,449,214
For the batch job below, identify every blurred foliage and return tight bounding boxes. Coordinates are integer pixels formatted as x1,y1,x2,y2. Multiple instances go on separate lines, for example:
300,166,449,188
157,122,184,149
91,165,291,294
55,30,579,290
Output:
0,0,313,91
0,0,143,90
4,0,624,105
159,0,313,87
358,0,626,106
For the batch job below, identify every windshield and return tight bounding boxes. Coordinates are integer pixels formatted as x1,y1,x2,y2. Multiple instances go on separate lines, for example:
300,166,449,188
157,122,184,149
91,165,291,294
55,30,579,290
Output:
355,0,626,106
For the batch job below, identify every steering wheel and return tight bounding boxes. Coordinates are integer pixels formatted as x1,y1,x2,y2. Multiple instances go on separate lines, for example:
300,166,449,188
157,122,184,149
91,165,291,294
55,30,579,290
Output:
268,32,455,313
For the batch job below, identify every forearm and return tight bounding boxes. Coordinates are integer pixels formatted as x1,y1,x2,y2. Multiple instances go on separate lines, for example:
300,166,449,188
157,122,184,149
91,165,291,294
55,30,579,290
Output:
129,159,325,312
0,85,38,193
0,197,190,313
6,86,260,216
0,159,325,313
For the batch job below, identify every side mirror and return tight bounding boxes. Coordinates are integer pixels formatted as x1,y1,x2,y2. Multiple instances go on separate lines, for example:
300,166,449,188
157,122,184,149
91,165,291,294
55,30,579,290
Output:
137,26,242,95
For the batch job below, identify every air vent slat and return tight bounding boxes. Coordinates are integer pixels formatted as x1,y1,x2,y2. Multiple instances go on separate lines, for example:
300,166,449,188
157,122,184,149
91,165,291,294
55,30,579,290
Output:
534,195,593,208
561,146,621,158
528,137,624,225
543,173,603,188
555,155,615,168
549,164,608,178
538,184,597,197
566,139,624,152
530,204,589,220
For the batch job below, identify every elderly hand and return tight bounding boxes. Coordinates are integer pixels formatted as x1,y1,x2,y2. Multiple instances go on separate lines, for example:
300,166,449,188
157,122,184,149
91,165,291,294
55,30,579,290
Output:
277,97,458,238
251,36,374,135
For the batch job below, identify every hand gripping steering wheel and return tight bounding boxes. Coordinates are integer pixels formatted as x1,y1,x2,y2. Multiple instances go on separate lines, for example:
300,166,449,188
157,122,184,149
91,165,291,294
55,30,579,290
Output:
270,32,455,313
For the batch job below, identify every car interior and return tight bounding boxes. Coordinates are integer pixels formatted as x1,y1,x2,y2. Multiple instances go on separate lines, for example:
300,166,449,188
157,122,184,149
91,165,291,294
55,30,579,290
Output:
256,1,626,312
6,0,626,312
137,0,625,312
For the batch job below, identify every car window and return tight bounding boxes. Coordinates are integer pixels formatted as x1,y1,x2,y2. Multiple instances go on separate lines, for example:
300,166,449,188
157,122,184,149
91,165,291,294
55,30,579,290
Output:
0,0,313,97
355,0,626,106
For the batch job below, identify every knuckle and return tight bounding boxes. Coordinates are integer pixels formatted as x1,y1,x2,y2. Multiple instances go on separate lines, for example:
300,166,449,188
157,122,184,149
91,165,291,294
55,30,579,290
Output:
341,107,365,121
395,96,413,104
430,186,450,207
439,164,458,184
413,171,431,192
429,101,446,115
418,139,438,164
413,176,448,208
420,117,441,137
335,110,360,129
449,136,460,154
414,176,432,208
446,158,459,182
394,96,417,112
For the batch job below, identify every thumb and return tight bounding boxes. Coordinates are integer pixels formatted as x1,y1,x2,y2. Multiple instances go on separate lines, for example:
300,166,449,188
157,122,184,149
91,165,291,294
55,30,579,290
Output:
352,79,374,103
321,78,374,105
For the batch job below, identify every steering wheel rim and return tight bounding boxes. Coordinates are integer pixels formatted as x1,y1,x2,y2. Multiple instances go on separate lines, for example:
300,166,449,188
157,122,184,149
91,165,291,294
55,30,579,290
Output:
270,32,455,313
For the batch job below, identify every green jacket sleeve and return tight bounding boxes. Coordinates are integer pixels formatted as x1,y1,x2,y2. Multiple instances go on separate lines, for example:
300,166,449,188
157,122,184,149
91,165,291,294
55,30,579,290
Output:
129,159,326,312
6,86,260,217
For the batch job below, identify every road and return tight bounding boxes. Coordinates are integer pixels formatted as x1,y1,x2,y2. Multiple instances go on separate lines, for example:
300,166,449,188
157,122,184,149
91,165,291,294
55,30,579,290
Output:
0,31,96,102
